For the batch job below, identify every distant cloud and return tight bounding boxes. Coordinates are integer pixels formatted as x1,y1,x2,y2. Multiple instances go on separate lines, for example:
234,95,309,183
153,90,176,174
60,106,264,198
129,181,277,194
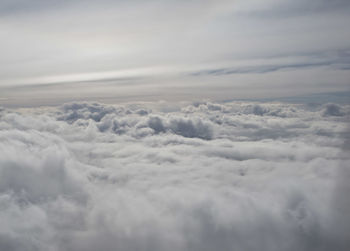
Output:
322,103,346,117
191,62,331,76
1,0,350,103
191,49,350,77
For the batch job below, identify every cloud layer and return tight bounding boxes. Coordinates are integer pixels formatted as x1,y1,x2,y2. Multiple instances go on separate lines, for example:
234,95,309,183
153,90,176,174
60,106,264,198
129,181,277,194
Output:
1,0,350,105
0,101,349,251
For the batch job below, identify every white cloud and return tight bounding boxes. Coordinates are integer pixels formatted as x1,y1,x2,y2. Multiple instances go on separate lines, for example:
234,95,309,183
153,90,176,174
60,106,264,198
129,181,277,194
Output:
0,101,349,250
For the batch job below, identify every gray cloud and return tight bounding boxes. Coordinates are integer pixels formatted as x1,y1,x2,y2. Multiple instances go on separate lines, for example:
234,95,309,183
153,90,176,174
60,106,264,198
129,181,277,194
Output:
0,101,349,250
235,0,350,19
1,0,350,105
192,59,350,77
191,62,331,76
322,103,346,117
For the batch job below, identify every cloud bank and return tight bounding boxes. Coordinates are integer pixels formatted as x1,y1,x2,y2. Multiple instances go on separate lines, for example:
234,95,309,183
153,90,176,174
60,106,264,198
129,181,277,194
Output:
0,101,349,251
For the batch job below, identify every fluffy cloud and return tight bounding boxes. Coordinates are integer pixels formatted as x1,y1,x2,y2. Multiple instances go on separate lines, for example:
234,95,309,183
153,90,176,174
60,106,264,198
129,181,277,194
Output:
322,103,346,117
0,101,349,251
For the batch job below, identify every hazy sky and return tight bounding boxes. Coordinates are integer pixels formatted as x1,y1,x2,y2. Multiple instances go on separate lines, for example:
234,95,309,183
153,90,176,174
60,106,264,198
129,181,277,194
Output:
1,2,350,249
1,0,350,105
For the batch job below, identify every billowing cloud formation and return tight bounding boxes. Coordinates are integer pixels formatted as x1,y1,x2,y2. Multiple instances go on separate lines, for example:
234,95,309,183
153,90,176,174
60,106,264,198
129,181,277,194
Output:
322,103,346,117
0,101,349,251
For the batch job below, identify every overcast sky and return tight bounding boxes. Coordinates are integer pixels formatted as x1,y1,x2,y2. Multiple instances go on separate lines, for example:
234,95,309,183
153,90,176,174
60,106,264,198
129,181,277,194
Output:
1,0,350,105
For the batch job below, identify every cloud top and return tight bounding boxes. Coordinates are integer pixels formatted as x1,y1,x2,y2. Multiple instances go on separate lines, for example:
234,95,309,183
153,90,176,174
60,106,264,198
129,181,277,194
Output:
0,101,349,251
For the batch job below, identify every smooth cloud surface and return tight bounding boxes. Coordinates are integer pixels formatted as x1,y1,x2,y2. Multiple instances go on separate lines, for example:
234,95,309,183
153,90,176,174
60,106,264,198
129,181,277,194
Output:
0,101,349,251
1,0,350,105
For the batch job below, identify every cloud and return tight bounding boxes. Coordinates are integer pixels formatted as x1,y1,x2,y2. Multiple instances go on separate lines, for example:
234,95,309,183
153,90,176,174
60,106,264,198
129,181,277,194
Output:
0,101,349,250
191,62,337,76
1,0,350,106
322,103,347,117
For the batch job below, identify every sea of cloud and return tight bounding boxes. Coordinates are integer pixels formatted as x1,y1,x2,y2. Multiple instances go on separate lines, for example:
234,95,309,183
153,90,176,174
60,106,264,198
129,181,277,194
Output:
0,101,349,251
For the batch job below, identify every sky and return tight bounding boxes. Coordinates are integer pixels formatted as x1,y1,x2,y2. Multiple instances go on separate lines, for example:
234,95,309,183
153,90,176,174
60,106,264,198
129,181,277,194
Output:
1,2,350,250
1,0,350,105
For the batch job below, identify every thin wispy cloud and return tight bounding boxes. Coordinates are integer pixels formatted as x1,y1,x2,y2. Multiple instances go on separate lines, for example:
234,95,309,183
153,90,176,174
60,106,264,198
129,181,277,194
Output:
1,0,349,104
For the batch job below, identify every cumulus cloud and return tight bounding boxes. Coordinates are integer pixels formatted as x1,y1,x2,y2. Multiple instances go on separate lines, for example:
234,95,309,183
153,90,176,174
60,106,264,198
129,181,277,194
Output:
322,103,346,117
0,101,349,251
